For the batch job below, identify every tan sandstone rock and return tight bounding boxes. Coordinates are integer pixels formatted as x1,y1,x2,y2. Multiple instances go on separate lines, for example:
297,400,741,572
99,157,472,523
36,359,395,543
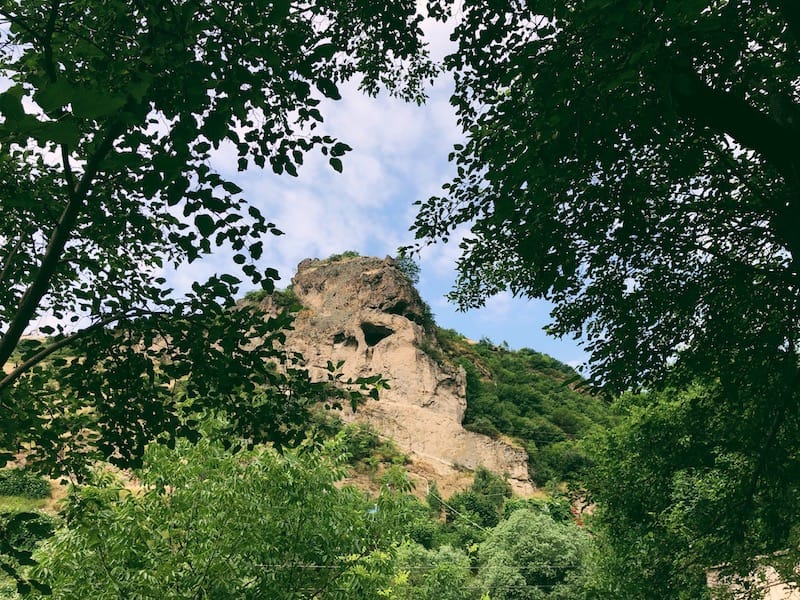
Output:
271,255,534,495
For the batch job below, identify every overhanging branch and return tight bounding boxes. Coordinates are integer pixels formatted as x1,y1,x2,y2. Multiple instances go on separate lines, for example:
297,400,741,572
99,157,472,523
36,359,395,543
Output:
0,119,123,369
669,62,800,184
0,309,165,392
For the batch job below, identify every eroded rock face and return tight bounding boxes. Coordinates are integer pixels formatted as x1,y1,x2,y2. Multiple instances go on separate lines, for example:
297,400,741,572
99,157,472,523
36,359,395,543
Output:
277,256,534,495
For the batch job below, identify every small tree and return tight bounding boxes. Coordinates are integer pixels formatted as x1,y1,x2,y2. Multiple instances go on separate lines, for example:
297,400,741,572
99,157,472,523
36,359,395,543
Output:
395,251,421,285
31,438,408,598
478,509,590,600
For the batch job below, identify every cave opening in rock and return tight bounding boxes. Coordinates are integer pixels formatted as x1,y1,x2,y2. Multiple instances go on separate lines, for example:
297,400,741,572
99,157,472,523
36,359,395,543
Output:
332,332,358,347
360,322,394,347
385,300,408,316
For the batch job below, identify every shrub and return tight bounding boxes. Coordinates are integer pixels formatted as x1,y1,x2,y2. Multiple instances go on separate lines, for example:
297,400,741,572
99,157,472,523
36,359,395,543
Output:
395,253,421,285
426,480,444,517
0,511,56,552
243,286,302,311
463,417,501,439
340,423,408,469
324,250,360,262
272,286,301,311
243,288,269,302
0,470,50,500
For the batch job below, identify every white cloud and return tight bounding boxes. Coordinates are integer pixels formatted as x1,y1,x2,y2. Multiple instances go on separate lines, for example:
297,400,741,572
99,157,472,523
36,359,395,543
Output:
145,16,587,364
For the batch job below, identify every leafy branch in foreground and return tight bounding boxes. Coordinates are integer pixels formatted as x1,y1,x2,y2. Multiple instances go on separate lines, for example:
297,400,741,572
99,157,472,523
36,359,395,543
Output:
0,0,434,474
412,0,800,590
29,438,408,599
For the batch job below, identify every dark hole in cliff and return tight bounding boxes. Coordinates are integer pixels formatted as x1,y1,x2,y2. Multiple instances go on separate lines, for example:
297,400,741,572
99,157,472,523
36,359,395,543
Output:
386,300,423,324
360,322,394,347
386,300,408,316
332,332,358,348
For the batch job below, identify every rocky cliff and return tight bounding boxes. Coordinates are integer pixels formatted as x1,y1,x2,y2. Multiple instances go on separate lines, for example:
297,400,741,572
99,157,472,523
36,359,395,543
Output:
268,255,534,495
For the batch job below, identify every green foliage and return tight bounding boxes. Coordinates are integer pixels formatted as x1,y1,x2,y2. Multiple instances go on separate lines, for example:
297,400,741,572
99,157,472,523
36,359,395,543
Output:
6,301,387,480
272,286,302,311
380,465,417,494
528,442,594,489
391,542,480,600
447,489,501,529
586,382,800,598
444,468,512,531
471,467,512,503
502,497,573,524
414,5,800,589
30,439,409,599
439,335,611,486
0,471,50,500
395,252,421,285
243,288,270,303
0,511,56,597
417,338,445,365
415,0,800,393
243,286,302,311
340,423,409,471
418,301,437,334
0,0,435,474
324,250,361,263
477,509,591,600
426,480,444,517
463,416,501,439
0,512,55,556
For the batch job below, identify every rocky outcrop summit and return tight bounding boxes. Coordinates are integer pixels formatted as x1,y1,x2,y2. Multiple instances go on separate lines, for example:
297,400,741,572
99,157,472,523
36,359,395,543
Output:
271,255,534,495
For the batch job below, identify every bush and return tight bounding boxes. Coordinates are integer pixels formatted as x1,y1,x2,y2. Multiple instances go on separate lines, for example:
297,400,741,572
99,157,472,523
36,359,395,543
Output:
0,511,56,552
272,286,301,311
463,417,501,439
0,470,50,499
243,286,302,311
528,441,593,486
324,250,360,262
426,480,444,516
395,253,421,285
340,423,408,469
243,288,269,302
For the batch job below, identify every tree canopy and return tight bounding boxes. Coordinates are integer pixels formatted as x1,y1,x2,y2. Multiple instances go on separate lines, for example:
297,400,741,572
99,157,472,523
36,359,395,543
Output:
30,438,410,598
587,383,800,598
0,0,428,475
412,0,800,592
414,0,800,393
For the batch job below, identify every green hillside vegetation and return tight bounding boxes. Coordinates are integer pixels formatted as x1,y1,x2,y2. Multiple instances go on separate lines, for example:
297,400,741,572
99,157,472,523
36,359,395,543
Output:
22,439,592,599
434,329,614,487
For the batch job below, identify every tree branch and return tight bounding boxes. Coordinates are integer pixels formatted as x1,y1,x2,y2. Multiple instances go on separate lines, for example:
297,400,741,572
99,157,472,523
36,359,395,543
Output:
0,235,25,288
769,0,800,45
668,59,800,270
0,120,125,370
669,62,800,184
0,309,160,392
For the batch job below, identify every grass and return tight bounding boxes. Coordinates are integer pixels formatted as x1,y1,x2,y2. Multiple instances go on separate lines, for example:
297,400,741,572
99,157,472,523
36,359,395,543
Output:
0,496,49,513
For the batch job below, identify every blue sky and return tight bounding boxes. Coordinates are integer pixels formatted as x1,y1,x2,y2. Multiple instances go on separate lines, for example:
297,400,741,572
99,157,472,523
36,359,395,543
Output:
167,19,589,370
5,13,586,370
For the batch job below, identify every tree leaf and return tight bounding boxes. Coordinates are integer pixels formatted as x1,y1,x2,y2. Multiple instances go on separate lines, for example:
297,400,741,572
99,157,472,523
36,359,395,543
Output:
316,78,341,100
195,214,216,237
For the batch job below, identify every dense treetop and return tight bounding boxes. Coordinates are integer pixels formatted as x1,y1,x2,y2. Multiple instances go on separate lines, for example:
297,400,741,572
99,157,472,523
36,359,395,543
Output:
414,0,800,393
0,0,425,475
411,2,800,591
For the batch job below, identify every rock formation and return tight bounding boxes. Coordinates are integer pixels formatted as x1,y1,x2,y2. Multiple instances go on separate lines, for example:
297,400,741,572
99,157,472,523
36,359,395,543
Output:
270,255,534,495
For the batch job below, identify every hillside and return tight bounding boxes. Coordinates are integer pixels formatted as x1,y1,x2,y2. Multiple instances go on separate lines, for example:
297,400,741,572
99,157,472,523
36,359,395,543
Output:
253,253,612,494
435,329,614,486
